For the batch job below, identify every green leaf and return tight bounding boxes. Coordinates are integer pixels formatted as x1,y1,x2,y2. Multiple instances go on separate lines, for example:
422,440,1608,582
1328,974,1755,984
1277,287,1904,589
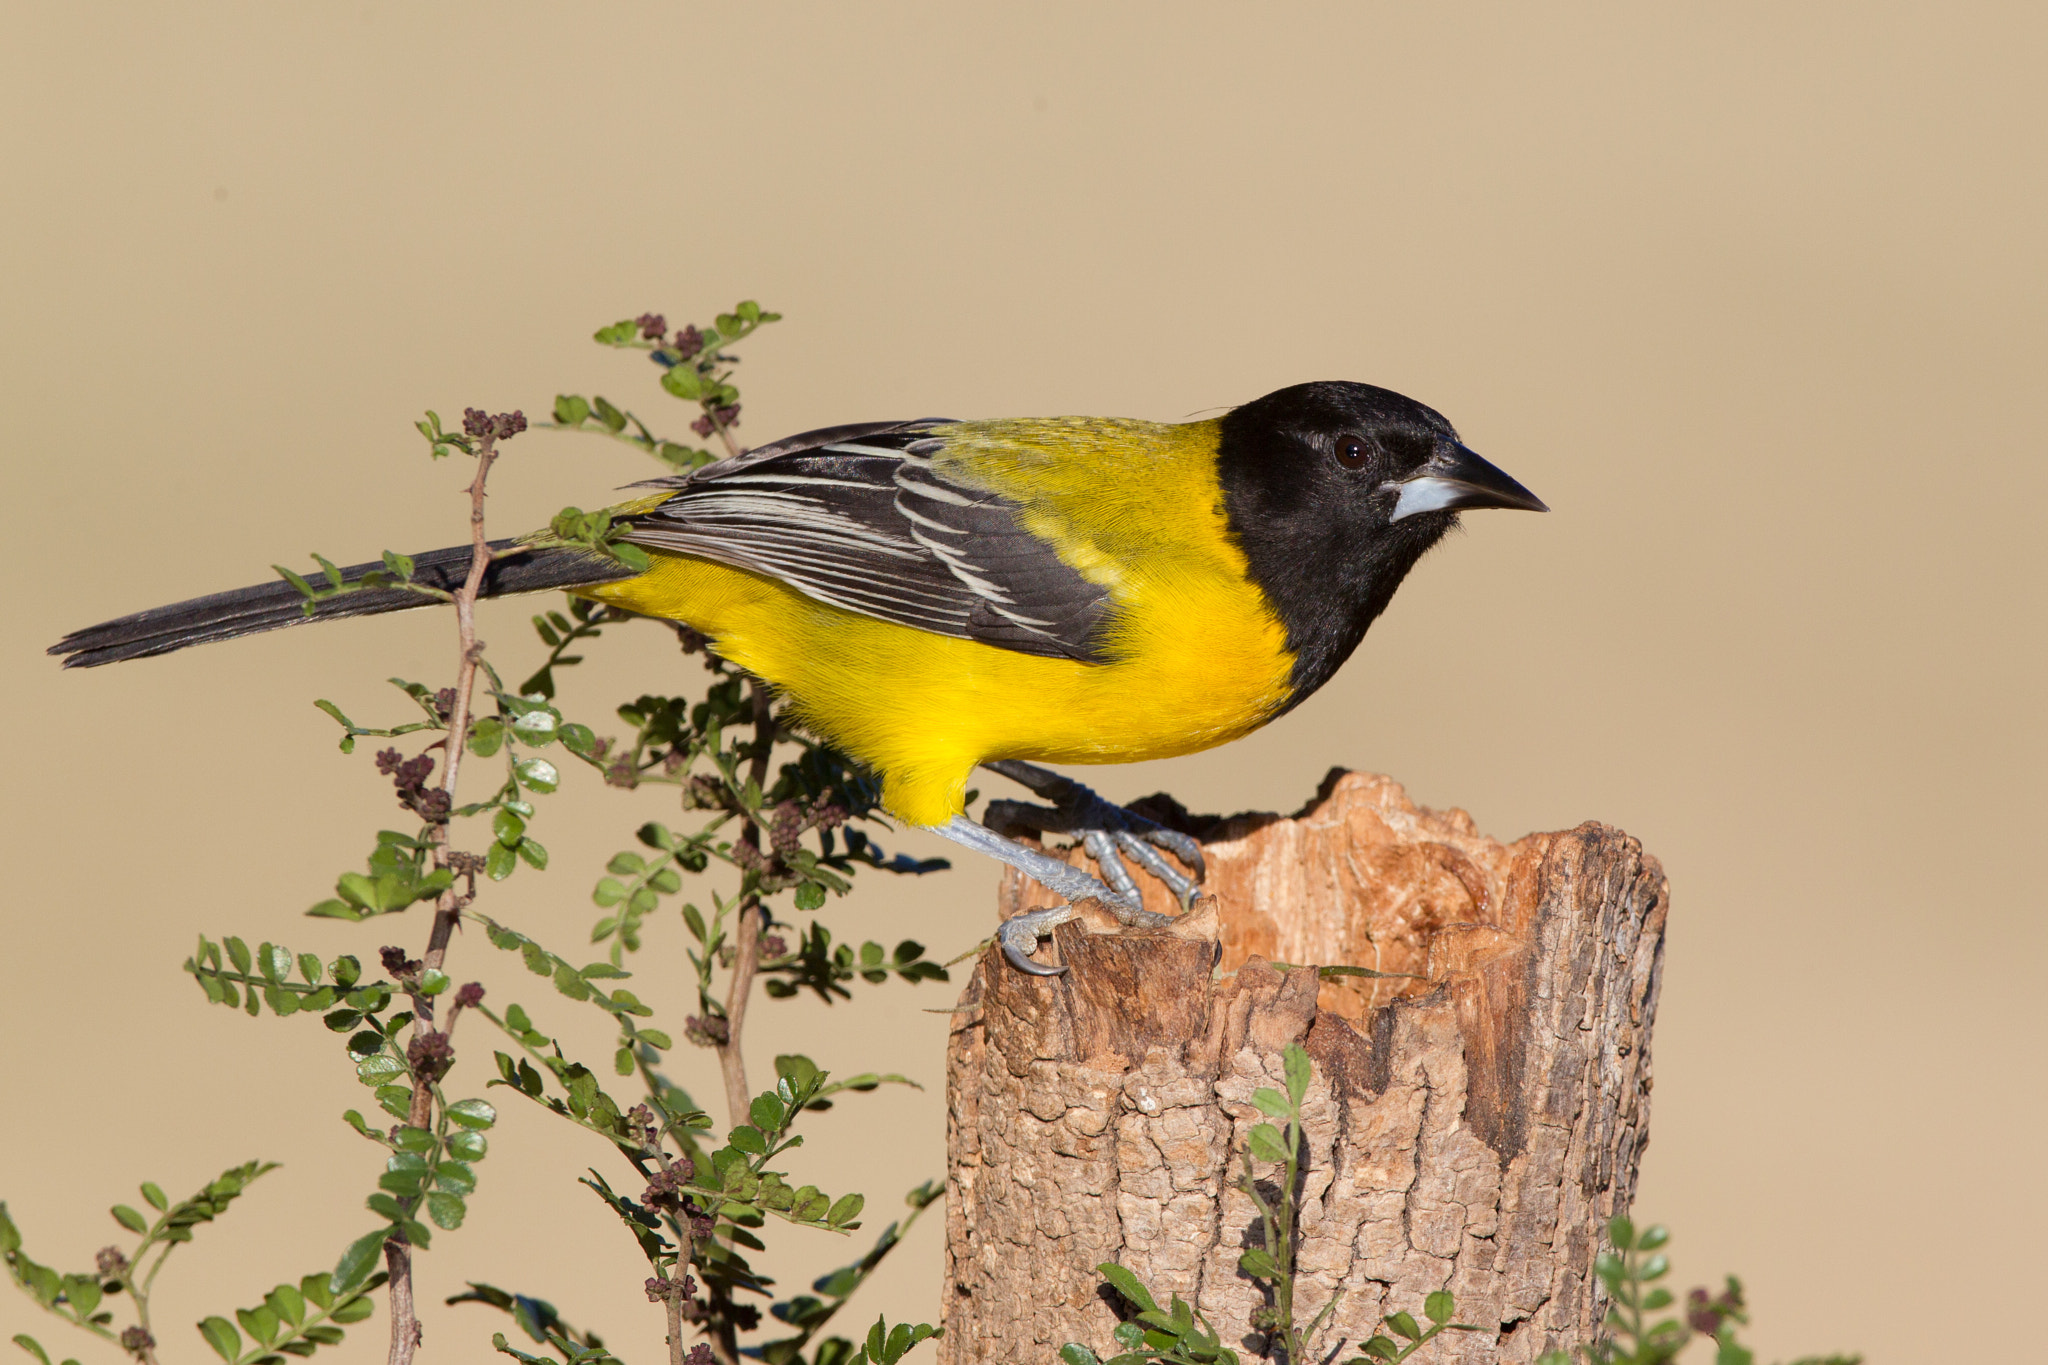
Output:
826,1192,865,1226
266,1283,307,1328
237,1304,281,1346
308,899,362,921
1250,1087,1290,1118
446,1099,497,1130
1094,1263,1159,1315
140,1181,168,1211
333,1230,387,1295
198,1315,242,1361
1060,1346,1101,1365
64,1274,101,1316
1424,1290,1454,1325
751,1093,787,1132
511,709,557,744
485,843,517,881
516,837,548,870
468,716,506,757
553,395,591,425
111,1203,149,1232
516,758,559,793
433,1161,477,1195
330,1293,375,1324
1607,1215,1636,1250
1237,1248,1280,1280
446,1131,488,1161
660,367,705,401
1282,1042,1312,1105
1385,1311,1422,1342
493,808,526,846
1245,1123,1289,1163
728,1125,766,1155
10,1337,52,1365
593,320,637,345
776,1053,822,1093
226,937,253,974
426,1193,467,1230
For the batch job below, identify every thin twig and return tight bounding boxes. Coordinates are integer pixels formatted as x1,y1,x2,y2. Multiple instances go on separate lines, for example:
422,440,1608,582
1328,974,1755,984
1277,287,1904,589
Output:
714,683,777,1126
386,424,504,1365
423,430,502,973
705,403,743,460
665,1289,688,1365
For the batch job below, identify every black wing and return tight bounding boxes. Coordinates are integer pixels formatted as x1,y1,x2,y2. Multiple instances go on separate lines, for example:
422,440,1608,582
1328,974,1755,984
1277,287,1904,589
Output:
620,422,1111,662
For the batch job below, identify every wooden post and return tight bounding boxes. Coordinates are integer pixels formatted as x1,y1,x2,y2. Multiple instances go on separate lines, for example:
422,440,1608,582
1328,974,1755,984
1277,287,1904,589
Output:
941,771,1668,1365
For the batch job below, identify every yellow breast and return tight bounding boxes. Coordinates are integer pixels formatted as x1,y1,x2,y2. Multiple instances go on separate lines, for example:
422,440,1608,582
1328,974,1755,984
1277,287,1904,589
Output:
580,418,1296,827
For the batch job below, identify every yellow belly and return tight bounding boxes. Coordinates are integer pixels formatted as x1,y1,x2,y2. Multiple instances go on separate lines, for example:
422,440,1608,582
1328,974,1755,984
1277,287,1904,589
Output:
582,552,1294,828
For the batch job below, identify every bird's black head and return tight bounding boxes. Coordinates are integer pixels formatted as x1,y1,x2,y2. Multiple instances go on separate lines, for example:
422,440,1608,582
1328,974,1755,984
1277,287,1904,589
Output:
1215,380,1546,709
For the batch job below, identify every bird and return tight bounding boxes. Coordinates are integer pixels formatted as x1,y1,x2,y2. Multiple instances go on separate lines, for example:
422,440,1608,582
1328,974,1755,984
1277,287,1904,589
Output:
50,381,1545,973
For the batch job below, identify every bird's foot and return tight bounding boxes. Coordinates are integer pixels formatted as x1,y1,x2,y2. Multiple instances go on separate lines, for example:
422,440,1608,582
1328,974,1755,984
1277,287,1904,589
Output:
931,812,1173,974
981,758,1207,912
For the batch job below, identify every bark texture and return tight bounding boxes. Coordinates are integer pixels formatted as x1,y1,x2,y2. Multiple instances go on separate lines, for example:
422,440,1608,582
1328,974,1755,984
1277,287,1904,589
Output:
941,771,1668,1365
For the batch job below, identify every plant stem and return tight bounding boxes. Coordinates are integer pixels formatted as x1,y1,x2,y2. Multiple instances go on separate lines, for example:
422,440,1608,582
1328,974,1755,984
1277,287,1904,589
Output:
386,426,502,1365
714,683,776,1126
383,1239,421,1365
705,403,743,460
422,429,500,974
1278,1111,1300,1363
666,1289,688,1365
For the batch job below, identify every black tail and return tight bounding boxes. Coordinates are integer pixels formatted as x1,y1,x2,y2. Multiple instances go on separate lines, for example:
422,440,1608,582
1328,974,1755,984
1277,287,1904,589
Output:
49,541,637,669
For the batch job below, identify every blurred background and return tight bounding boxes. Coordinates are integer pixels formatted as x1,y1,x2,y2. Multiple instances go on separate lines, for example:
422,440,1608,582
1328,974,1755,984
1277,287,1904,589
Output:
3,5,2042,1362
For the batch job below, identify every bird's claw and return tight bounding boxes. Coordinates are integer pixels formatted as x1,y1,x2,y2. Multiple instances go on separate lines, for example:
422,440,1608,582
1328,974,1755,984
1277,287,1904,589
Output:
997,906,1072,975
982,759,1206,912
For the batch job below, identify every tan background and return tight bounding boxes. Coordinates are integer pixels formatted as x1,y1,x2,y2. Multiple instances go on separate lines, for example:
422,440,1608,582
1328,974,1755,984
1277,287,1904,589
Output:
3,6,2042,1362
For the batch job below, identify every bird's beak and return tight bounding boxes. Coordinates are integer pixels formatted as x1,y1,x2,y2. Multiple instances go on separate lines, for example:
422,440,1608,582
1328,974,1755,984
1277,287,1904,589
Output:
1387,444,1549,522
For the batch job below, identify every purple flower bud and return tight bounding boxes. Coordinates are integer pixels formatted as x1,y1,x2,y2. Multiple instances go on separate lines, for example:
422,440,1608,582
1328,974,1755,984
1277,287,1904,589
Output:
407,1029,454,1082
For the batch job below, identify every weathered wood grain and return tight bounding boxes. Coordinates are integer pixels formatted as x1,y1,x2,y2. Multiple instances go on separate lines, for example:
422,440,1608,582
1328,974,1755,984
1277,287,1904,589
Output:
942,771,1667,1365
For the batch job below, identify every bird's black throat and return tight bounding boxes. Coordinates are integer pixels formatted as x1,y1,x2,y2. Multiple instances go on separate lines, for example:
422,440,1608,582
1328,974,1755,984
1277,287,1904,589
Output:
1214,388,1458,714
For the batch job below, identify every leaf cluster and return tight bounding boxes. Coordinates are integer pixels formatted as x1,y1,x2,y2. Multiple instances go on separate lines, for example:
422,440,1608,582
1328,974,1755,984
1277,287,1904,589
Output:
4,1164,381,1365
10,303,955,1365
1535,1220,1862,1365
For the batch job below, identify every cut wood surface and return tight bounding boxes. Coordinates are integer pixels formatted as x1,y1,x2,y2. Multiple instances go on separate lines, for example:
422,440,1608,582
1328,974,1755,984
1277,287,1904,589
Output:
941,771,1668,1365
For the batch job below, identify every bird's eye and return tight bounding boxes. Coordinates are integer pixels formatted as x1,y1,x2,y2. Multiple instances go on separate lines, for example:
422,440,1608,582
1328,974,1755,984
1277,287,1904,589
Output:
1334,435,1371,469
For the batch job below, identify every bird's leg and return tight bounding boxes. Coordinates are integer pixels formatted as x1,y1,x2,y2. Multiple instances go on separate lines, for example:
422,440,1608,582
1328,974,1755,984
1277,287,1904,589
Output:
980,759,1207,911
930,814,1173,976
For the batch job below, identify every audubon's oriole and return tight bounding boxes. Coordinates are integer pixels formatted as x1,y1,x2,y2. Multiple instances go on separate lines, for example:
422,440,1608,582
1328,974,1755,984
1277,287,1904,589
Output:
51,381,1545,972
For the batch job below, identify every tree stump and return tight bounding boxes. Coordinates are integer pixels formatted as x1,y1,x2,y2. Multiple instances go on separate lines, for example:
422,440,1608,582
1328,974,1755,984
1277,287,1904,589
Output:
940,771,1668,1365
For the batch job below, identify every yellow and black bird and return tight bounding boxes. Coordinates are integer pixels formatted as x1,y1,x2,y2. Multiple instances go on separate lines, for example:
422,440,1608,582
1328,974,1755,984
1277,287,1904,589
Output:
50,382,1545,972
